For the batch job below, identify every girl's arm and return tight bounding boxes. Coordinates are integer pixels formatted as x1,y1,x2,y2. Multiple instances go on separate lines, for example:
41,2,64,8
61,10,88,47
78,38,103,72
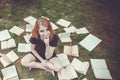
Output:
45,44,56,59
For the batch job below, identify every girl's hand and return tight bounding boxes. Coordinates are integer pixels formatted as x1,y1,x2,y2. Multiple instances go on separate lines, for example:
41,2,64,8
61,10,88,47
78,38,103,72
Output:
44,36,49,45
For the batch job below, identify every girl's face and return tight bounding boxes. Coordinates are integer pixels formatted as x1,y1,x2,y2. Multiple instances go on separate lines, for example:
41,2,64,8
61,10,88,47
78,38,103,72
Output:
39,25,50,40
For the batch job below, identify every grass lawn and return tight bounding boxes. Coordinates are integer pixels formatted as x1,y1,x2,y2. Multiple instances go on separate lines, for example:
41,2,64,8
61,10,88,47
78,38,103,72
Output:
0,0,120,80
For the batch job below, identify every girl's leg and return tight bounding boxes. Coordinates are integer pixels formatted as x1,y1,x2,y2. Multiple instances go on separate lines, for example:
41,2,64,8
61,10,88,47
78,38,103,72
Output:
21,53,46,70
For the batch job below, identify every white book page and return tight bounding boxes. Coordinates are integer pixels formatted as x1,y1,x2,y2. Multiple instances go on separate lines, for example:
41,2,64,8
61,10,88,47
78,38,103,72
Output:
9,26,24,36
6,50,19,62
7,38,16,49
25,44,31,52
1,41,7,50
0,30,11,41
81,62,89,75
75,27,89,34
64,26,76,33
1,65,18,79
23,16,37,26
25,24,34,32
90,59,108,69
71,58,83,72
0,57,11,67
64,46,71,55
58,33,72,43
56,19,71,27
50,22,58,30
60,65,78,80
57,54,70,67
24,33,31,43
79,34,102,52
93,69,112,79
17,43,27,52
72,45,79,57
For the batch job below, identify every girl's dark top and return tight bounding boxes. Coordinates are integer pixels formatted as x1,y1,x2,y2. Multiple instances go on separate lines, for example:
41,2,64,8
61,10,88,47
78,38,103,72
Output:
30,34,58,61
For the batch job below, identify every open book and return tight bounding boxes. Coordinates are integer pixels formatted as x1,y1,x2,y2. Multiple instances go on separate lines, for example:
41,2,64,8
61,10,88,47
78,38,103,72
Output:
1,65,19,80
9,26,24,36
20,78,34,80
1,38,16,50
50,22,59,30
17,43,31,53
0,50,19,67
58,33,72,43
75,27,89,34
90,59,112,79
23,16,37,26
0,30,11,42
79,34,102,52
25,24,34,32
56,18,71,27
63,26,76,33
64,45,79,57
57,65,78,80
57,54,70,67
23,33,32,43
71,58,90,75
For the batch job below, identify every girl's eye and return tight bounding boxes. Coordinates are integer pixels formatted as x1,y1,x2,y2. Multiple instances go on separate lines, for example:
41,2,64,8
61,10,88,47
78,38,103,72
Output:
40,30,44,32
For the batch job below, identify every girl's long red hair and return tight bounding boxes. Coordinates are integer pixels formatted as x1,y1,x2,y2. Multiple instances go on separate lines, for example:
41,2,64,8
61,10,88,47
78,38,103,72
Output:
32,17,54,41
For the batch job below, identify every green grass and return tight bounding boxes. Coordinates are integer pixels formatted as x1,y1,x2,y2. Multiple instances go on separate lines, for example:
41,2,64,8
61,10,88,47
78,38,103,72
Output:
0,0,119,80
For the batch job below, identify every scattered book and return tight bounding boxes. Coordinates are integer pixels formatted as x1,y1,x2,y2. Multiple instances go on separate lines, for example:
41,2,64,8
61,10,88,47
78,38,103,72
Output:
71,58,89,75
58,32,72,43
79,34,102,52
56,19,71,27
23,16,37,26
57,65,78,80
57,54,70,67
63,26,76,33
1,65,19,80
50,22,59,30
9,26,24,36
75,27,89,34
17,43,31,53
23,33,32,43
64,45,79,57
25,24,34,32
20,78,34,80
0,30,11,42
90,59,112,79
1,38,16,50
0,50,19,67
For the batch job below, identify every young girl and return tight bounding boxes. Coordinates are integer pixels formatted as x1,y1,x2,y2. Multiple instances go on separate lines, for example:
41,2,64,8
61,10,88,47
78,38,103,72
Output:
21,17,62,76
